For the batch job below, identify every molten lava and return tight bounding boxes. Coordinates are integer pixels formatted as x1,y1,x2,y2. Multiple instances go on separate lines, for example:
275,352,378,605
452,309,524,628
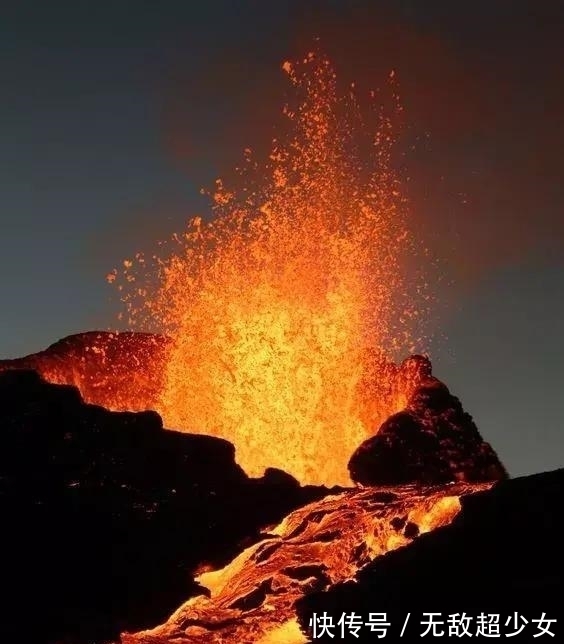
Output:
121,481,493,644
109,52,430,486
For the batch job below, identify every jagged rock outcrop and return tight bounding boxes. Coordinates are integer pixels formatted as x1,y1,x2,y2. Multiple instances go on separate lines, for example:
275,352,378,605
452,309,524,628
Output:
349,357,507,485
0,370,330,644
0,331,169,411
297,468,564,642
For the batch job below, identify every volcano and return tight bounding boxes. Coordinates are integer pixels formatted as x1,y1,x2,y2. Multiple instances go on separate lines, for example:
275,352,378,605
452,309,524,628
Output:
1,51,561,644
0,340,560,644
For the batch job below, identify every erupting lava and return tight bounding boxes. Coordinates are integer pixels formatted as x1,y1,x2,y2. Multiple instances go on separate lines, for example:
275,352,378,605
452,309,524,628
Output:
110,52,430,486
0,51,513,644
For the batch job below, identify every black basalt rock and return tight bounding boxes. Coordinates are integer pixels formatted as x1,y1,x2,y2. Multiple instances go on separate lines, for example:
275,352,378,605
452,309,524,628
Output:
349,374,508,486
296,469,564,642
0,370,329,644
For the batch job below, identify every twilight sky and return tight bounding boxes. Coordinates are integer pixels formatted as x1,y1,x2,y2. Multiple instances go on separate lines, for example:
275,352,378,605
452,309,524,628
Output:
2,1,563,477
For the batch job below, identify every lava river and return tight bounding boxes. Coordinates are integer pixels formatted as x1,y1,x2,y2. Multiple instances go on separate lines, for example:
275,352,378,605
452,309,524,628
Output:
121,481,492,644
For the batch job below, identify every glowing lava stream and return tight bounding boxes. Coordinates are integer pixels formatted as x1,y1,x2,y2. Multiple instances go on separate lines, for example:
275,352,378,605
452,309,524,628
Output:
111,52,431,487
121,481,492,644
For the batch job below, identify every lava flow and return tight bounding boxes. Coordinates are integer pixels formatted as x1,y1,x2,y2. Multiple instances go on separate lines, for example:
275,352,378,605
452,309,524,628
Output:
106,52,431,486
121,481,493,644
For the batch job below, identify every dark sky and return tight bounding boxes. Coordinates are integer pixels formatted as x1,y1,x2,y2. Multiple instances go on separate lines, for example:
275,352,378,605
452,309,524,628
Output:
2,1,563,477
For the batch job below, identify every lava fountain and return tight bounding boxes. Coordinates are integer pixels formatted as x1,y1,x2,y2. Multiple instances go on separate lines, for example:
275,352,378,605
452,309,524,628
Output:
110,52,430,486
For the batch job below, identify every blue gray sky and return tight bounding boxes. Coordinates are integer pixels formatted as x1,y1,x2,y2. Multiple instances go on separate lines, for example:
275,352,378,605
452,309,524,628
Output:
2,1,563,476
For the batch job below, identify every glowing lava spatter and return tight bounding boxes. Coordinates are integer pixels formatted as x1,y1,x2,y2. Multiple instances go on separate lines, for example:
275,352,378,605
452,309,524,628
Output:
112,52,430,485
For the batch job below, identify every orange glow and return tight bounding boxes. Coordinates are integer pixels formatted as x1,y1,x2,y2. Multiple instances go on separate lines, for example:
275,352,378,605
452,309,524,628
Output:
112,52,430,486
121,481,492,644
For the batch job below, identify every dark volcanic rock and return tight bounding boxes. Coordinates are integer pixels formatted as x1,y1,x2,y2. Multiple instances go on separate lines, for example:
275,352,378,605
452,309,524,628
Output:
349,359,507,486
0,331,169,411
0,370,329,644
297,469,564,642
